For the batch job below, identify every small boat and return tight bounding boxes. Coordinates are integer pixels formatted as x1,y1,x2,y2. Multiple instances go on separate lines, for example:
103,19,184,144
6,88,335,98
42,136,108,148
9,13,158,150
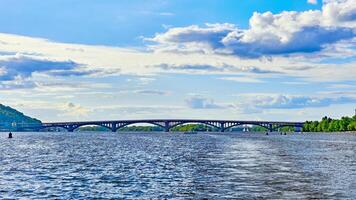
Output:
184,131,198,135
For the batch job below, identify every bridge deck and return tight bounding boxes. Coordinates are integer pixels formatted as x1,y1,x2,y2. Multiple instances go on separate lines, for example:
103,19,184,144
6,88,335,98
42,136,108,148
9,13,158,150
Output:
42,119,304,125
14,119,304,132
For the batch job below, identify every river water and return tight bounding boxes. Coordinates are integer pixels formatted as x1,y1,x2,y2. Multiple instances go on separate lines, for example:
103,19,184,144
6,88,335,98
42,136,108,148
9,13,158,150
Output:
0,132,355,199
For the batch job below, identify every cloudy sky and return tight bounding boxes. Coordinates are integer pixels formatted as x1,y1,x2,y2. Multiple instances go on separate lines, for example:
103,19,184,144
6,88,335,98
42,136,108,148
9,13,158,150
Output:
0,0,355,122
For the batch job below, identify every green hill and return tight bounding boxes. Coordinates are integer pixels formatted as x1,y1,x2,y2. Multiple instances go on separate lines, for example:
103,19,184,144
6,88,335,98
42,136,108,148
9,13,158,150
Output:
0,104,41,130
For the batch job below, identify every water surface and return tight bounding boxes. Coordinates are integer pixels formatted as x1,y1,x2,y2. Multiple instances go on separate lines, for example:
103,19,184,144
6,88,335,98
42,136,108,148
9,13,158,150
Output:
0,132,355,199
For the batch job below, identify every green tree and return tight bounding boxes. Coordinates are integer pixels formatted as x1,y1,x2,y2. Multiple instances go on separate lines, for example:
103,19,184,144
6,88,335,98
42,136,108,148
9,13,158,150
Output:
347,121,356,131
303,115,356,133
328,120,339,132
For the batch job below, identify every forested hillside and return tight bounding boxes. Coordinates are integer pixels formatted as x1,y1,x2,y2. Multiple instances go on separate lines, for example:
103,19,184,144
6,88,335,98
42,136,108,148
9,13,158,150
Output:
0,104,41,130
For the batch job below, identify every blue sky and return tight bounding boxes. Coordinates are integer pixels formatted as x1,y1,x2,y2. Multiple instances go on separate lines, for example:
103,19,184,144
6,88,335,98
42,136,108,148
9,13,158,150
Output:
0,0,355,122
0,0,321,46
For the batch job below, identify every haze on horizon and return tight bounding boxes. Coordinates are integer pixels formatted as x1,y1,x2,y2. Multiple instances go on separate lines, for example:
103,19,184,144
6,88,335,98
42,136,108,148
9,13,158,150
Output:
0,0,355,122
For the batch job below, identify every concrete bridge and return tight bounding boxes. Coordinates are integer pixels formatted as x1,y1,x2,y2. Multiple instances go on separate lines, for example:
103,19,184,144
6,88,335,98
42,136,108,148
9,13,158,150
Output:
19,119,304,132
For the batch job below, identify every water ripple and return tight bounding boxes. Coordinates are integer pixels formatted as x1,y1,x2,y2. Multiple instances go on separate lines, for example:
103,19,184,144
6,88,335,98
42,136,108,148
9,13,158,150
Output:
0,132,355,199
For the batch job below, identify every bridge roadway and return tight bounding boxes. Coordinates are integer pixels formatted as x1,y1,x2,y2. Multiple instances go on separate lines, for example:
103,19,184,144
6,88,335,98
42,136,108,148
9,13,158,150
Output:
23,119,304,132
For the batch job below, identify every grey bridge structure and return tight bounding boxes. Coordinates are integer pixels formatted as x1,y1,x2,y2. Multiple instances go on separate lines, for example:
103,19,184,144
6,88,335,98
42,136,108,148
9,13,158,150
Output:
20,119,304,132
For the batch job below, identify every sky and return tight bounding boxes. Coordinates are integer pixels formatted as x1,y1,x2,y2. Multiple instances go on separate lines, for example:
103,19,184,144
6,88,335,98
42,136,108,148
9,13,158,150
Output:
0,0,355,122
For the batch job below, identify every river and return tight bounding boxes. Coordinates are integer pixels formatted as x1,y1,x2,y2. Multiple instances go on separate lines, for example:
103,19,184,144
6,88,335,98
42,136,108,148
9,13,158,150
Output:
0,132,355,199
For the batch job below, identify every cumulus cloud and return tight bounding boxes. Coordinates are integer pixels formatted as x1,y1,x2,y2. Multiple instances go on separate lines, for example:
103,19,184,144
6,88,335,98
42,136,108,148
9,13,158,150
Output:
0,55,82,81
0,54,108,90
308,0,318,5
235,94,356,112
185,96,224,109
148,0,355,57
0,31,355,83
59,102,91,118
0,56,79,81
148,23,235,53
0,2,354,94
184,94,355,113
323,0,356,26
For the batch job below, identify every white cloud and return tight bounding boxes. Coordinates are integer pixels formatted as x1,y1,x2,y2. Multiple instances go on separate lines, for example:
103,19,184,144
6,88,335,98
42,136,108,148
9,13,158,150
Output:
219,76,264,83
234,94,356,113
148,0,355,57
0,0,355,98
134,89,169,95
308,0,318,5
159,12,174,16
322,0,356,27
0,33,277,80
185,96,225,109
151,63,277,74
58,102,91,118
327,83,356,89
0,54,84,81
0,30,355,85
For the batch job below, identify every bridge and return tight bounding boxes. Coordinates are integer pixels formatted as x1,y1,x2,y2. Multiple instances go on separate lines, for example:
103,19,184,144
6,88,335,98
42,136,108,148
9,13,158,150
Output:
17,119,304,132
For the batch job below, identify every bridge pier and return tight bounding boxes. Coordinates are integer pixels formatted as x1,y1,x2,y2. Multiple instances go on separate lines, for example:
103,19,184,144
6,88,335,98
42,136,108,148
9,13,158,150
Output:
164,121,170,132
220,122,225,132
268,124,273,132
294,126,302,132
67,125,75,132
111,123,118,132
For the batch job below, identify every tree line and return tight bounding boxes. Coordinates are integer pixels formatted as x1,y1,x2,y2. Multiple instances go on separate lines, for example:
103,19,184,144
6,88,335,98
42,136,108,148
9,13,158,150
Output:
303,115,356,132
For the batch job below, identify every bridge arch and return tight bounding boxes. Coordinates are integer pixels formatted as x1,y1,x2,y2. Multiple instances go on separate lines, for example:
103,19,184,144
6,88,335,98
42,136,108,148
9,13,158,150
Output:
223,123,270,132
272,124,303,132
42,123,113,132
72,123,112,132
169,121,221,131
116,122,166,132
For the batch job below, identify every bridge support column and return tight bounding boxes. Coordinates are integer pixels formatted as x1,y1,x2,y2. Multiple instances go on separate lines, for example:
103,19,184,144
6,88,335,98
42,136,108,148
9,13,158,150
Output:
220,123,225,132
67,125,75,132
111,123,117,132
268,124,273,132
164,121,170,132
294,126,302,132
